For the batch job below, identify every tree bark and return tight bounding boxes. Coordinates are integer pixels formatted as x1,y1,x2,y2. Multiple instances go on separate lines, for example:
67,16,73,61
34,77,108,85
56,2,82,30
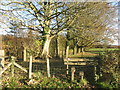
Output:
66,45,69,58
78,48,81,53
41,35,52,77
80,47,84,53
57,37,60,57
41,36,51,57
55,36,59,57
74,45,77,55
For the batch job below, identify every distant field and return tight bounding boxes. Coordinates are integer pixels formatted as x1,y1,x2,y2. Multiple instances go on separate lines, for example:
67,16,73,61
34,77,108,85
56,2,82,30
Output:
85,48,120,55
68,48,120,58
86,48,120,52
68,52,97,58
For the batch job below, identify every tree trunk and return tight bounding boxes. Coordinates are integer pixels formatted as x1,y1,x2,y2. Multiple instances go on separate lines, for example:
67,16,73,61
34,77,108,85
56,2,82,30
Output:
23,47,27,61
41,36,51,57
55,36,59,57
57,37,60,57
66,45,69,58
80,47,84,53
78,48,81,53
74,45,77,55
46,56,50,77
41,36,52,77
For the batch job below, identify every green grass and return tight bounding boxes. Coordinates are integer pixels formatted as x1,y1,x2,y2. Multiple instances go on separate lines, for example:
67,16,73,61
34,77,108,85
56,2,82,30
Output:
86,48,119,52
69,54,96,58
85,48,120,55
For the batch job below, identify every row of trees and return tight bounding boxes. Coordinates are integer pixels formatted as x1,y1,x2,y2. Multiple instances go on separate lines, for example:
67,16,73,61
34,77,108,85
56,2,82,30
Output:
0,1,117,77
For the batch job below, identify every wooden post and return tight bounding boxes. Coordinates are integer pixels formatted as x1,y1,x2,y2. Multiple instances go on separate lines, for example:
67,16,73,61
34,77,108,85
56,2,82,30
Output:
1,57,4,67
66,58,70,75
0,50,5,67
0,63,12,76
24,47,27,61
79,71,84,80
71,67,75,81
29,56,32,79
0,35,2,50
11,56,15,77
0,60,2,89
46,56,50,77
94,66,97,81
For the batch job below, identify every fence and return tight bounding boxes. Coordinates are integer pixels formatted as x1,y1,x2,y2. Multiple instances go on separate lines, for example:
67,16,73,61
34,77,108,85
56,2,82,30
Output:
0,56,98,85
64,58,98,81
0,56,34,79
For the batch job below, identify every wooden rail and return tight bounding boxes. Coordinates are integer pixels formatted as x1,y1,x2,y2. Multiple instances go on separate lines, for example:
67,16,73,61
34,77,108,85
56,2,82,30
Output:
64,58,98,66
64,58,98,79
0,56,35,78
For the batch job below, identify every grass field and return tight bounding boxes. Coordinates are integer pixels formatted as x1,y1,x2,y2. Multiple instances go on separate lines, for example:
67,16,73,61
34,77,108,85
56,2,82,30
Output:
86,48,120,52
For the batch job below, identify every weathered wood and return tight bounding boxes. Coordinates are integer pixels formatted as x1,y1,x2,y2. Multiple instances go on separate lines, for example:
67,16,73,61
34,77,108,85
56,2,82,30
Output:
64,58,97,66
0,63,12,76
66,46,69,58
66,59,69,75
46,56,50,77
74,45,77,55
14,62,27,73
64,58,94,62
71,67,75,81
65,62,86,65
29,56,32,79
64,62,97,66
0,57,4,67
0,67,2,89
0,50,5,67
94,66,97,81
11,56,15,77
24,47,27,61
79,71,84,80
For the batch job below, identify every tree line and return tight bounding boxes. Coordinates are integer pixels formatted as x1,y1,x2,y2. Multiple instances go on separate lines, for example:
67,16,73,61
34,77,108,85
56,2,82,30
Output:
0,1,117,77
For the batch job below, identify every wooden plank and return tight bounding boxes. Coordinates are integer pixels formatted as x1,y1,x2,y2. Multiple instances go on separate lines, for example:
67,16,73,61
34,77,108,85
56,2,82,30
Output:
64,62,97,65
14,62,28,73
0,50,4,56
0,62,12,76
64,62,86,65
11,56,15,77
64,59,94,62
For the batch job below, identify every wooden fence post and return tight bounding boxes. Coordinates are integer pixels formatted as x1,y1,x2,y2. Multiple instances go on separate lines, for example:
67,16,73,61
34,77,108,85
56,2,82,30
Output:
94,65,97,81
0,63,2,89
79,71,84,80
46,56,50,77
71,67,75,81
29,56,32,79
1,57,4,67
24,47,27,61
11,56,15,77
66,58,69,75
